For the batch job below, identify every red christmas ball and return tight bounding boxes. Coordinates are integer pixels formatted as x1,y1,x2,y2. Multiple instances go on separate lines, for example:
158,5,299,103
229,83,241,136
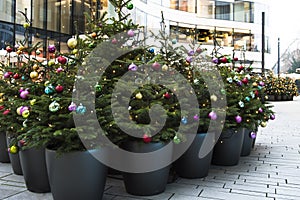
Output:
13,73,21,79
6,46,13,53
220,57,227,63
242,77,248,84
238,65,244,71
57,56,67,64
19,139,26,147
152,62,161,70
0,105,5,110
142,134,152,143
254,90,259,97
55,85,64,93
233,57,238,61
163,92,171,99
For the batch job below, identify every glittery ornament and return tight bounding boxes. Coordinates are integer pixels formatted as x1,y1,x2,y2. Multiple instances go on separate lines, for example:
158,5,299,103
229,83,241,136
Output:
76,104,87,114
55,85,64,93
3,72,11,78
19,106,29,115
208,111,217,120
270,114,275,120
48,45,56,53
68,102,77,111
235,115,242,123
252,82,258,87
245,96,251,102
49,101,60,112
250,132,256,139
220,57,227,63
13,73,20,79
258,107,263,113
3,109,10,115
128,63,138,71
181,116,188,124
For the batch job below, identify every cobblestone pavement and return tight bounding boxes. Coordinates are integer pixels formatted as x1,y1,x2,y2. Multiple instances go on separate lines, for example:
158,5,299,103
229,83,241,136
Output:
1,97,300,200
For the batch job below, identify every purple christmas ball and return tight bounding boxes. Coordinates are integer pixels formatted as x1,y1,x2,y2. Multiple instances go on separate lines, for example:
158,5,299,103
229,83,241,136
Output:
270,114,275,120
20,106,29,115
127,29,135,37
259,81,265,86
237,80,243,86
128,63,138,71
3,72,11,78
250,131,256,139
212,57,219,64
235,115,242,123
186,56,193,63
188,50,195,56
48,45,56,53
68,102,77,111
20,90,29,99
208,111,217,120
193,114,199,121
258,107,263,113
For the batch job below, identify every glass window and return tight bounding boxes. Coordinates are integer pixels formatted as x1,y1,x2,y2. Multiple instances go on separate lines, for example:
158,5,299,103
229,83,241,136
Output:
234,1,252,23
198,0,214,19
0,0,13,23
215,1,233,20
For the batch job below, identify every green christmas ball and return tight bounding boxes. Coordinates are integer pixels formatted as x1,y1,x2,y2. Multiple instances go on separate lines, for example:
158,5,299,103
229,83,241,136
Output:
95,84,102,92
126,2,134,10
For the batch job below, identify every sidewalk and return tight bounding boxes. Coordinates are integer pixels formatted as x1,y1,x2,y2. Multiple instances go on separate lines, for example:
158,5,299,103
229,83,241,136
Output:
1,97,300,200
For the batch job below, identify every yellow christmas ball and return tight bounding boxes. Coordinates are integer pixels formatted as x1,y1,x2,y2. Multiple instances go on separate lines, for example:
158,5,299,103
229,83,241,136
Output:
162,64,169,72
30,99,36,106
10,145,18,154
48,60,55,66
32,64,39,70
252,82,258,87
23,22,30,29
260,121,267,127
67,38,77,49
135,92,143,99
22,109,30,118
16,106,22,115
30,71,38,79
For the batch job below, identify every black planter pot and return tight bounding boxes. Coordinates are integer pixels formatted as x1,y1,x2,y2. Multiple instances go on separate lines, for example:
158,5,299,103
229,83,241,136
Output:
275,95,282,101
267,95,275,101
281,95,288,101
174,133,213,178
6,134,22,175
121,141,172,196
212,128,244,166
240,129,254,156
0,131,10,163
19,147,51,193
46,149,107,200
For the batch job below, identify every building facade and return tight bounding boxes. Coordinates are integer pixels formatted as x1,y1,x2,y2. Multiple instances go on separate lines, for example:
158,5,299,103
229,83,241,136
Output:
0,0,271,70
131,0,271,70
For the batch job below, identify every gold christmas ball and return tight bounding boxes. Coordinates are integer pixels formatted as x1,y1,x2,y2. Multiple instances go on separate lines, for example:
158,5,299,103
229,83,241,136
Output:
67,38,77,49
30,71,38,79
135,92,143,99
162,64,169,72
